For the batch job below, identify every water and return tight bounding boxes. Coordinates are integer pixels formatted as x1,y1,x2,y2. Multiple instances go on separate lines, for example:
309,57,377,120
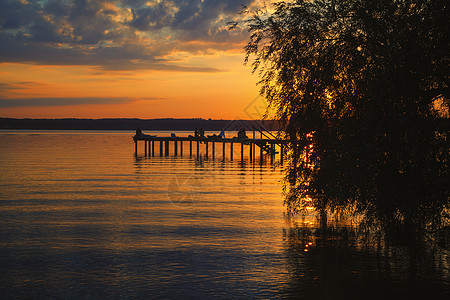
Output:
0,131,449,299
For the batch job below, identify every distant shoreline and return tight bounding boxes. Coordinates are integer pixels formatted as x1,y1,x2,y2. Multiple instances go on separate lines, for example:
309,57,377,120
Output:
0,118,280,131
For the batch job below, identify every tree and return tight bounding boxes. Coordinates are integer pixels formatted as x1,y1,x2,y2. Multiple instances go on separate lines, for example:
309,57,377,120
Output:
241,0,449,227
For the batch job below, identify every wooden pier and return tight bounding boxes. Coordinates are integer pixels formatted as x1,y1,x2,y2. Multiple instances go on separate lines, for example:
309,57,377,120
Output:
133,135,289,164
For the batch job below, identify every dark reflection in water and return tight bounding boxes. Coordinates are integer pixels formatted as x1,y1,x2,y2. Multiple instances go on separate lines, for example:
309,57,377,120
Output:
281,214,450,299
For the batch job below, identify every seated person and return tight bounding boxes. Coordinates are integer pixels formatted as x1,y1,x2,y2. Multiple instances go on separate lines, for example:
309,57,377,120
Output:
219,129,225,139
134,128,155,139
135,128,143,137
199,128,205,138
237,128,248,139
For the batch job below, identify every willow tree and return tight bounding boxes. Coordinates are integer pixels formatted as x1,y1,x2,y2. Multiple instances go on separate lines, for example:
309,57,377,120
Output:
242,0,449,227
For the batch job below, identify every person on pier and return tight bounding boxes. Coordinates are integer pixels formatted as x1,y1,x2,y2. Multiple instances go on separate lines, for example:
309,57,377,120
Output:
199,128,205,138
219,129,225,139
237,128,248,139
136,128,143,137
133,128,155,140
207,129,225,140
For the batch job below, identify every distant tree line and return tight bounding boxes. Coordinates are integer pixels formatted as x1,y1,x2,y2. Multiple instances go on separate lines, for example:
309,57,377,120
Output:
0,118,281,132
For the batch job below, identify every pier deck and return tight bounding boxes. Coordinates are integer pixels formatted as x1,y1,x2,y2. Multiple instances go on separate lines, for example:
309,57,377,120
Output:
133,135,289,163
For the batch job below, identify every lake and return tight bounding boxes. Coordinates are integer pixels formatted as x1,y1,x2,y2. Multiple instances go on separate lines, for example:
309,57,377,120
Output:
0,130,448,299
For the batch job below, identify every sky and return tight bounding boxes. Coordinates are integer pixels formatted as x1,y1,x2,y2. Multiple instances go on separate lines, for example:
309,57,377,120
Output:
0,0,267,120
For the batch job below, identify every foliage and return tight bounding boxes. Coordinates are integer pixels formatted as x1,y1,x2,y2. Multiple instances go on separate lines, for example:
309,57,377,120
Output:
241,0,449,227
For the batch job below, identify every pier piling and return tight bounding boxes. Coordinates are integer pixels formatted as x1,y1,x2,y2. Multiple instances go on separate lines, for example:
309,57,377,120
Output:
165,141,169,156
270,144,274,164
230,142,233,161
280,144,283,164
222,142,225,161
260,143,263,164
144,140,148,156
196,141,199,158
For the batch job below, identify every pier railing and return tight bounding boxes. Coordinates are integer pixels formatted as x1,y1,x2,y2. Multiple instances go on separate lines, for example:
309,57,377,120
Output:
250,122,285,156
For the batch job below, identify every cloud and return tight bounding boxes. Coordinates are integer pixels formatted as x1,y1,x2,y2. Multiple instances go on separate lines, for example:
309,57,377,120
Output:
0,81,49,98
0,0,256,71
0,97,135,108
0,83,24,92
129,1,176,31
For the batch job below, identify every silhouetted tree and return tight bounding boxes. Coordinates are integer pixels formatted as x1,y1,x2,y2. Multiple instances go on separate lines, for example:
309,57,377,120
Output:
241,0,449,227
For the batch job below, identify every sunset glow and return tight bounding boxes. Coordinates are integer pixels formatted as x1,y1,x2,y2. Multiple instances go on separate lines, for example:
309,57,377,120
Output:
0,0,264,119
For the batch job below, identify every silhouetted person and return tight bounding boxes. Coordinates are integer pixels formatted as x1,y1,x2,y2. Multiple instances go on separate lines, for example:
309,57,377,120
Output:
134,128,155,139
238,128,247,139
136,128,142,137
194,128,199,137
219,129,225,139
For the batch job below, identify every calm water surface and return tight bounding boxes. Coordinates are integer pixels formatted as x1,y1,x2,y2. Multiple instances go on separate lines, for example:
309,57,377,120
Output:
0,131,448,299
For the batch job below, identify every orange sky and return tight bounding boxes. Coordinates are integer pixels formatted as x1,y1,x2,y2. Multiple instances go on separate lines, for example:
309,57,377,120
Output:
0,0,267,120
0,55,260,119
